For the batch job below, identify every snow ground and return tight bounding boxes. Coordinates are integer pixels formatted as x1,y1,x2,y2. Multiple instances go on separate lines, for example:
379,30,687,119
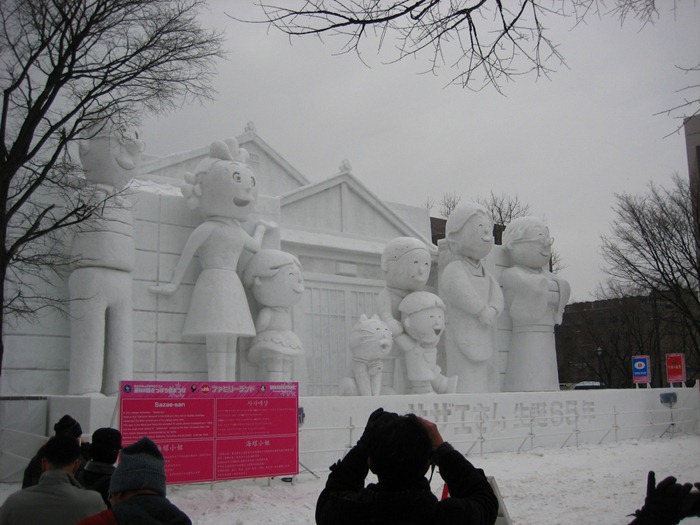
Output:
2,434,699,525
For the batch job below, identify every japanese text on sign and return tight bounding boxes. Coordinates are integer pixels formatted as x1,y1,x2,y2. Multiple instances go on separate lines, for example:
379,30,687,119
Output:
119,381,298,484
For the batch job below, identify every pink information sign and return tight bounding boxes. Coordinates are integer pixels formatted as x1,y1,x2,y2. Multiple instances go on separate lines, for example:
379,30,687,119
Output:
119,381,298,484
665,353,687,384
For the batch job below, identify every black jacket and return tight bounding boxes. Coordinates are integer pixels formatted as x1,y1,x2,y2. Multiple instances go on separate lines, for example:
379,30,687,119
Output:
76,460,116,507
316,442,498,525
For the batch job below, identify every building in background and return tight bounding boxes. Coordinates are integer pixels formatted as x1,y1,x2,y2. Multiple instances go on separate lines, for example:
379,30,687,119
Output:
555,295,698,388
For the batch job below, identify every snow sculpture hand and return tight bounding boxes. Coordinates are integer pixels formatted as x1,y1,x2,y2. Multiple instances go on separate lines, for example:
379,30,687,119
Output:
149,283,178,296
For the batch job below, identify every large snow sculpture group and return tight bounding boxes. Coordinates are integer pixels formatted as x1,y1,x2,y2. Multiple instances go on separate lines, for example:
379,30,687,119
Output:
68,125,569,396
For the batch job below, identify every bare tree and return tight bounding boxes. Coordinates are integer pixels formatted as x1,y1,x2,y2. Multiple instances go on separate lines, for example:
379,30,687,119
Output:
601,173,700,378
247,1,672,92
439,190,461,218
435,190,532,223
0,0,224,373
475,191,532,225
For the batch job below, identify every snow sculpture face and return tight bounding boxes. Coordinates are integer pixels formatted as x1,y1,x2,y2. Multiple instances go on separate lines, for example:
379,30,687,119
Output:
381,237,431,291
348,314,392,362
198,160,258,220
246,250,304,308
79,124,144,190
448,209,494,263
400,292,446,346
504,217,553,270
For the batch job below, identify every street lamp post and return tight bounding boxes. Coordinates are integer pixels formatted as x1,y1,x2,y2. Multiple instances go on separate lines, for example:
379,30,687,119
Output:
596,346,604,385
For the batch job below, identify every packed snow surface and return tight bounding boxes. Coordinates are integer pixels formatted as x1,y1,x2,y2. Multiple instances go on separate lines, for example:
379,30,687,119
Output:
2,435,699,525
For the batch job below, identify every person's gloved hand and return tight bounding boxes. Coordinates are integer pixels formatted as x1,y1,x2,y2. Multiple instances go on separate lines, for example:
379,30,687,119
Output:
680,482,700,518
357,407,399,450
629,471,694,525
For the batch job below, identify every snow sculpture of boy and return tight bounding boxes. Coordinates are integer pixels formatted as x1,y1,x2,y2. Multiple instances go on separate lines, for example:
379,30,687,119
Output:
68,120,144,395
150,139,272,381
339,315,392,396
376,237,433,392
394,291,457,394
500,216,570,392
439,203,503,393
243,249,305,382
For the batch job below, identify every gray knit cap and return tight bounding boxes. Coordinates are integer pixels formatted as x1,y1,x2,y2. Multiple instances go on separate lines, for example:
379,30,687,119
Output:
109,437,167,496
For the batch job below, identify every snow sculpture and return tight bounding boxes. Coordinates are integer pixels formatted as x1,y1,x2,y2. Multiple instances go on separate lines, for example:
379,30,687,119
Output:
68,120,144,395
500,217,570,392
242,249,305,382
150,139,272,381
339,315,393,396
377,237,432,336
394,291,457,394
377,237,433,392
439,203,503,393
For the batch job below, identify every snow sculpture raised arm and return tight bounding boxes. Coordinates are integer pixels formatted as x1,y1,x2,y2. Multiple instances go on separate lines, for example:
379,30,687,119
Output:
500,217,570,392
439,203,503,393
150,139,273,382
242,249,305,382
394,291,457,394
339,315,392,396
69,120,144,395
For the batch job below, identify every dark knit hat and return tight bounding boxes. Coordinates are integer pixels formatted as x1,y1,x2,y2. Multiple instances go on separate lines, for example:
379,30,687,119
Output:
90,427,122,464
109,437,167,496
53,414,83,439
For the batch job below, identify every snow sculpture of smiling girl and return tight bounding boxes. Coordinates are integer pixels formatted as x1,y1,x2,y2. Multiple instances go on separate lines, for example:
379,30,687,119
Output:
150,139,272,381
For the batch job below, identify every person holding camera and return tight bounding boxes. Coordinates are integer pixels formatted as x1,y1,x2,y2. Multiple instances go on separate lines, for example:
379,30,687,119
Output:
315,408,498,525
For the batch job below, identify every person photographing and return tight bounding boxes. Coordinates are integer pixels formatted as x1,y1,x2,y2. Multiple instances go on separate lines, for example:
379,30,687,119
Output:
316,408,498,525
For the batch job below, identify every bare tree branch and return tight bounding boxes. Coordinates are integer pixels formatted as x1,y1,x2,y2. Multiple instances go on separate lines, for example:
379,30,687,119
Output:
241,1,670,92
439,189,461,218
475,190,532,225
0,0,224,372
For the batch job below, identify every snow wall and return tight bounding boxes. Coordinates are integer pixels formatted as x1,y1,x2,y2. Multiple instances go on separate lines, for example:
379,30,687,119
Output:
1,386,698,482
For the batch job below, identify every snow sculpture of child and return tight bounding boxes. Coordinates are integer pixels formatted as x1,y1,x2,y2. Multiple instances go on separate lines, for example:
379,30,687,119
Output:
500,216,570,392
439,203,504,393
394,291,457,395
243,249,305,382
376,237,433,392
150,139,272,381
68,120,144,395
339,314,393,396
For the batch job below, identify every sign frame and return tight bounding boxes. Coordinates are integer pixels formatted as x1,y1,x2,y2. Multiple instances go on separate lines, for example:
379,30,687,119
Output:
632,355,651,385
665,353,687,385
118,381,299,484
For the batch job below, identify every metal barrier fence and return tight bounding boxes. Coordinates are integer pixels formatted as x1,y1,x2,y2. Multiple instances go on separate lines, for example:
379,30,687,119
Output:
297,400,699,471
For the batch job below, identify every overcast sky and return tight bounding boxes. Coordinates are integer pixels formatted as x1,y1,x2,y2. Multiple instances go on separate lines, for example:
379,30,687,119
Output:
140,1,700,302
